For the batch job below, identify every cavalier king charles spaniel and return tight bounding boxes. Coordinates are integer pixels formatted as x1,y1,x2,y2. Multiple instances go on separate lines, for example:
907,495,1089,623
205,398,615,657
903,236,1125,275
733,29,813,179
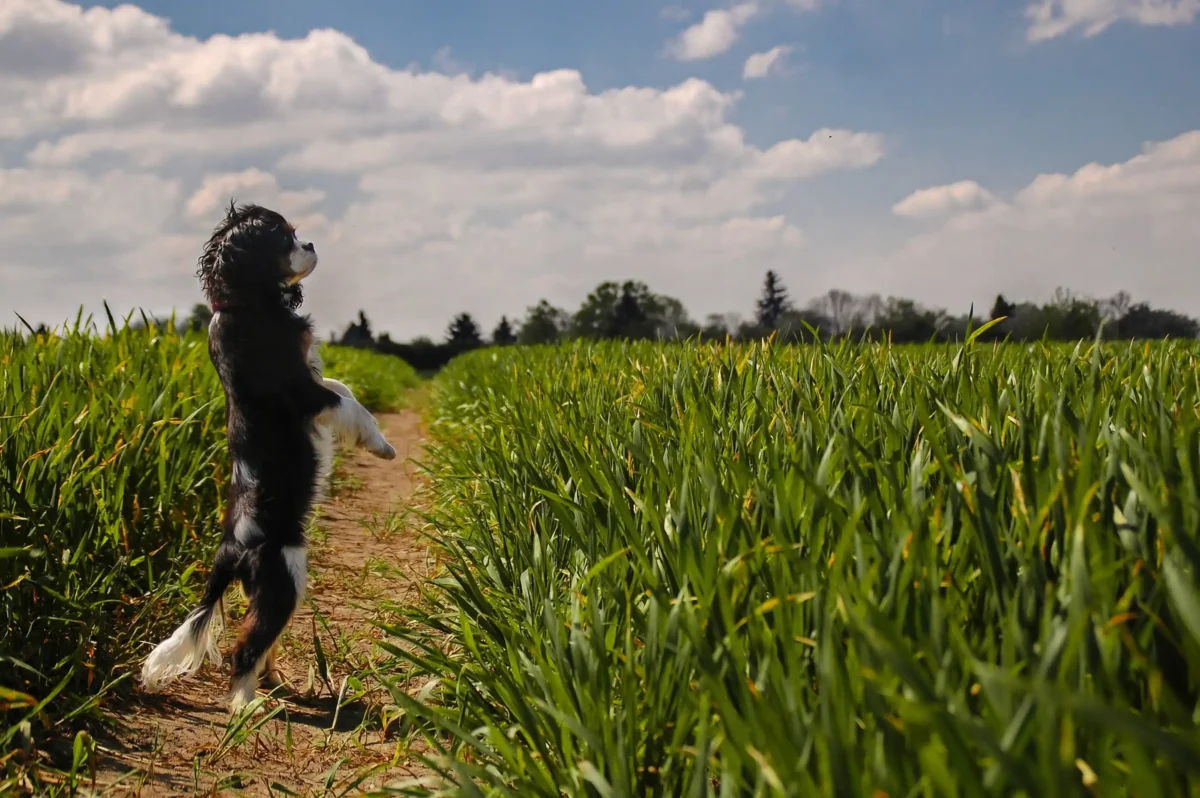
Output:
140,202,395,713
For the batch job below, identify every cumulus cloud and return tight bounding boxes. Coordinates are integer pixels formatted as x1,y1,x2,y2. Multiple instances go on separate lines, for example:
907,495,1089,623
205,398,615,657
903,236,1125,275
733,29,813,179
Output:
1,0,884,337
870,130,1200,314
666,2,761,60
184,168,326,224
0,164,188,312
1025,0,1200,41
743,45,792,79
665,0,820,62
892,180,997,218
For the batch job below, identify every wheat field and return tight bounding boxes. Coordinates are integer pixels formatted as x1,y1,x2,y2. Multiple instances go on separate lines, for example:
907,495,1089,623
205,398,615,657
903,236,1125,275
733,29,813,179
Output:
384,336,1200,795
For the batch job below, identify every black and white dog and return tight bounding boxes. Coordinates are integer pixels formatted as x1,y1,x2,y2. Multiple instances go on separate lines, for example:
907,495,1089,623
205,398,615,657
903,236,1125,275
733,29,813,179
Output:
140,202,395,712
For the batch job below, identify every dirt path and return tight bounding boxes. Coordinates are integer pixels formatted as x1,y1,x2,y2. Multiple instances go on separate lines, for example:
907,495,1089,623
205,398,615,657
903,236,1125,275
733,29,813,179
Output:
90,409,438,796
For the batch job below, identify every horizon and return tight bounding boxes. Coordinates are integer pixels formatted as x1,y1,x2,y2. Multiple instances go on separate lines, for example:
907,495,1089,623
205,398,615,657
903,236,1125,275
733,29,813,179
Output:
3,0,1200,339
11,274,1188,347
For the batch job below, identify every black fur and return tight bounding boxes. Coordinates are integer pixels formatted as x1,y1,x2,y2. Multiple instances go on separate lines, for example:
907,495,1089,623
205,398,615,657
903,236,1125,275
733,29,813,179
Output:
188,202,341,691
197,201,306,313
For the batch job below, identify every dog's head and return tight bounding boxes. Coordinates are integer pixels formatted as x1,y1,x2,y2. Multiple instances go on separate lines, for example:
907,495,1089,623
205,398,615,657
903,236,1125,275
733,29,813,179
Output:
197,202,318,311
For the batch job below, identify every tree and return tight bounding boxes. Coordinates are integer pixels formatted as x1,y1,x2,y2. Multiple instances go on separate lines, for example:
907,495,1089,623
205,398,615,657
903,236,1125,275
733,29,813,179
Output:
182,302,213,332
702,312,747,342
1102,290,1132,323
519,299,569,345
854,293,884,331
374,334,457,371
873,297,945,343
310,279,1200,379
990,294,1015,321
755,270,791,329
446,312,483,350
338,310,375,348
573,280,691,340
651,295,698,340
492,316,517,346
571,281,622,339
774,308,829,343
609,282,649,338
1116,303,1199,339
814,289,856,337
1003,301,1046,341
1043,287,1101,340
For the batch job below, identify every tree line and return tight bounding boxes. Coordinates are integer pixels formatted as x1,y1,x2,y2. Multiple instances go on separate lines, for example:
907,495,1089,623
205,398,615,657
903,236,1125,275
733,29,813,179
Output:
322,272,1199,371
100,272,1194,373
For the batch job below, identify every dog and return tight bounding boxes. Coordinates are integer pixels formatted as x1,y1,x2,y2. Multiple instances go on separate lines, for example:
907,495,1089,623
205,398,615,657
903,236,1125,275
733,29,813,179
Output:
140,202,396,713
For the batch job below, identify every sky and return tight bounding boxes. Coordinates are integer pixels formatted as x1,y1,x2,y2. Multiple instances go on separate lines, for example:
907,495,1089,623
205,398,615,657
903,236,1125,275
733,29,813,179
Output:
3,0,1200,339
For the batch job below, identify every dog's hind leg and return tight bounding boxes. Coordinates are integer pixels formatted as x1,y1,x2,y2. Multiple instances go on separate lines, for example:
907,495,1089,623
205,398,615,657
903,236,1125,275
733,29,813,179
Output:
227,544,305,713
258,640,286,689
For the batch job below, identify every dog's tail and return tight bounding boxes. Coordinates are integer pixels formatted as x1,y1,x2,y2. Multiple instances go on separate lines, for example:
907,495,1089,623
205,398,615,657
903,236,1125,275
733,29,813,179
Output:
140,542,238,692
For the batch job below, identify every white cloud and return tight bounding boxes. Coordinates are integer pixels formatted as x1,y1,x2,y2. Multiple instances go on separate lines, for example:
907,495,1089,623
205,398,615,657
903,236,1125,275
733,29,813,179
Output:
662,0,820,62
743,45,792,79
664,0,821,62
1025,0,1200,41
869,130,1200,314
184,168,326,225
0,165,186,300
1,0,884,337
892,180,997,218
667,1,761,61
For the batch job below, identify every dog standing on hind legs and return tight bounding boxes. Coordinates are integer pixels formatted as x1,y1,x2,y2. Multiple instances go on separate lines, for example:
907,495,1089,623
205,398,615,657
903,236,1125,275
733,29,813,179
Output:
139,202,396,713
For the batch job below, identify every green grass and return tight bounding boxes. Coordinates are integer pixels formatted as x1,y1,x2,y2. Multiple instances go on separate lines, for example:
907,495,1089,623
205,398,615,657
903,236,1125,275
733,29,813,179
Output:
0,309,418,786
1,312,226,771
382,337,1200,796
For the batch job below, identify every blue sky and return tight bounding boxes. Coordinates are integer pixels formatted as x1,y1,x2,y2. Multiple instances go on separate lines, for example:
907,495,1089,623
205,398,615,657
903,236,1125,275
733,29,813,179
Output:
6,0,1200,337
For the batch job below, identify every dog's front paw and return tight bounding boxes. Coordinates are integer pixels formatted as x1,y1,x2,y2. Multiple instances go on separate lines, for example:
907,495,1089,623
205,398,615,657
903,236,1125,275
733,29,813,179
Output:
370,439,397,460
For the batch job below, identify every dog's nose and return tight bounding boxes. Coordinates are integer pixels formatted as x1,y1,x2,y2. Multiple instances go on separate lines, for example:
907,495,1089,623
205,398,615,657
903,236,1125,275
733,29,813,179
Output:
302,242,315,253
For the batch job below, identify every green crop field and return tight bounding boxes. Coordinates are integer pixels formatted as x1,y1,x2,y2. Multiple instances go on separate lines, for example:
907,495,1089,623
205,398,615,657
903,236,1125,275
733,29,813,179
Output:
6,316,1200,796
385,336,1200,796
0,311,418,781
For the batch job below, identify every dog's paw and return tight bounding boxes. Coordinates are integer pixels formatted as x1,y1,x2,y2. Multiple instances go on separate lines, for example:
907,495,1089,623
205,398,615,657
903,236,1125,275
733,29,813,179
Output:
370,439,397,460
259,670,291,693
227,676,260,716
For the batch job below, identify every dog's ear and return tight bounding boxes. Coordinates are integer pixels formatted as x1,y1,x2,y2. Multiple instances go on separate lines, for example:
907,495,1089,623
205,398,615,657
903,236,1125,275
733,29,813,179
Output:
197,203,246,304
196,220,228,305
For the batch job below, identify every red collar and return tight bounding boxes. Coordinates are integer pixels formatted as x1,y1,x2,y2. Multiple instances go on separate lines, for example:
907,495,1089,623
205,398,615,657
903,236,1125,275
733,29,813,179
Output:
210,299,232,312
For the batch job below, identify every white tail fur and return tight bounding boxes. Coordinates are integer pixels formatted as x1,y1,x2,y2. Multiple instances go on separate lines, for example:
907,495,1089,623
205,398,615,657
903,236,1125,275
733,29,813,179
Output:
140,605,223,692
